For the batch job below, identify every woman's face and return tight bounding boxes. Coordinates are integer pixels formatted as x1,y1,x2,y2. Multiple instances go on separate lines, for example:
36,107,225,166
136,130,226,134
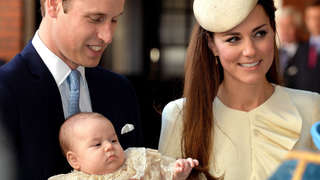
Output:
208,4,275,86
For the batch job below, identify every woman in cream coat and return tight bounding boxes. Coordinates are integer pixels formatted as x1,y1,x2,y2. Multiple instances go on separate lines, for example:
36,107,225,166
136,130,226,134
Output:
158,0,320,179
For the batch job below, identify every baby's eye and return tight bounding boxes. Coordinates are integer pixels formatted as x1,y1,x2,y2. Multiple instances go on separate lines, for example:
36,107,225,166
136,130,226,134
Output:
111,140,117,143
95,143,101,147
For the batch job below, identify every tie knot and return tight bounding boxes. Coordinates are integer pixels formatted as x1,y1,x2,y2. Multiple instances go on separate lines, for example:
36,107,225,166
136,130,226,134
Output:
68,70,81,90
281,49,288,56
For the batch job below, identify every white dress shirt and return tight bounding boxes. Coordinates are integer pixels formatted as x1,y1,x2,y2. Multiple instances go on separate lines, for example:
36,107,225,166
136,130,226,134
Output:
310,35,320,52
281,42,299,59
32,30,92,119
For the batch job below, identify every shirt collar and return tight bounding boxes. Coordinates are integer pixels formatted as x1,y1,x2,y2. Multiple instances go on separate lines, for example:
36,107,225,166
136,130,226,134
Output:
310,35,320,46
31,30,85,86
281,42,298,57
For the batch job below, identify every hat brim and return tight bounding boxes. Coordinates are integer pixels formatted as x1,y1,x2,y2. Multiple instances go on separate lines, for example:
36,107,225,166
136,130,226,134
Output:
194,0,259,32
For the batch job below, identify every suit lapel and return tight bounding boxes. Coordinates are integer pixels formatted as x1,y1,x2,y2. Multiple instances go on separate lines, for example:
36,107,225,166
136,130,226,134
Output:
86,68,101,112
85,68,112,116
21,41,65,122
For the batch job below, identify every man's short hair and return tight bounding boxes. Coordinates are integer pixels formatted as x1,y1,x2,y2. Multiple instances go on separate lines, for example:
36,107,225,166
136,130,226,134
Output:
40,0,73,17
306,0,320,9
277,6,303,28
59,112,107,156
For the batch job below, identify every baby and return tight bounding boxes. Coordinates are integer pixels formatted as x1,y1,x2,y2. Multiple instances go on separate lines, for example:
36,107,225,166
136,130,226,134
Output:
49,112,198,180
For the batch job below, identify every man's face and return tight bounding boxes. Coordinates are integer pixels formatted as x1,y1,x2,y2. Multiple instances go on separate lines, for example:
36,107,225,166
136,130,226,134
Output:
305,6,320,36
277,16,298,44
50,0,125,69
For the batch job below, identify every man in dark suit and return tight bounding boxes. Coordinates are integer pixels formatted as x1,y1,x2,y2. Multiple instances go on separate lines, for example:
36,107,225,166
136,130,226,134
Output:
0,0,143,179
276,6,303,83
0,60,5,66
284,0,320,93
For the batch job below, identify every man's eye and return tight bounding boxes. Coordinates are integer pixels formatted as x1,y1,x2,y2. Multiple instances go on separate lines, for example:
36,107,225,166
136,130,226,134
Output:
89,16,104,22
91,18,101,22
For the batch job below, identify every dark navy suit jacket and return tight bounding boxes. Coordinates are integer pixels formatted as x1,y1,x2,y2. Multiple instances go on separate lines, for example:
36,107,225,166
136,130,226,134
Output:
0,41,143,180
284,42,320,94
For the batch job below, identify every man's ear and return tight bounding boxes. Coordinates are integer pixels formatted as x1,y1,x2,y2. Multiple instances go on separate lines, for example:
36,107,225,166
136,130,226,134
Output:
206,33,218,56
46,0,62,18
66,151,80,170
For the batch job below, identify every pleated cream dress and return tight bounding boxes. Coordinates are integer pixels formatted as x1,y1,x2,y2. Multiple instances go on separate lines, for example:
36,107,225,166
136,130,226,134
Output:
158,85,320,180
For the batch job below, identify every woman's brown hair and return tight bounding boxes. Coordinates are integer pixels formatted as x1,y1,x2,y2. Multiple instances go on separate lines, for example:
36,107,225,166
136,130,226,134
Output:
181,0,281,179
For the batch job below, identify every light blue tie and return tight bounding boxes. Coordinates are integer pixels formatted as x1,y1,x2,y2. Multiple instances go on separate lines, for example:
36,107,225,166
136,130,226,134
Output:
67,70,81,117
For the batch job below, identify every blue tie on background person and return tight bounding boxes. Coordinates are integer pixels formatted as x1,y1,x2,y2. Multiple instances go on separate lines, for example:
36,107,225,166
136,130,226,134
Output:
280,49,289,74
67,70,81,117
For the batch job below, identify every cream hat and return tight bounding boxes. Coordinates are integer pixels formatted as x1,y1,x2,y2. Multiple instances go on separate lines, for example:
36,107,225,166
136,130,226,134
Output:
193,0,259,32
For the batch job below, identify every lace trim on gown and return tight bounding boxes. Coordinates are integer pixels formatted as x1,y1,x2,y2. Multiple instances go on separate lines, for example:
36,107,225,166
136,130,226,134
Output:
48,148,176,180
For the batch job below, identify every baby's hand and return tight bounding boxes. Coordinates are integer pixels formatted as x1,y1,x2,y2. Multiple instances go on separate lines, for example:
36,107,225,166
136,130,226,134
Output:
173,158,199,180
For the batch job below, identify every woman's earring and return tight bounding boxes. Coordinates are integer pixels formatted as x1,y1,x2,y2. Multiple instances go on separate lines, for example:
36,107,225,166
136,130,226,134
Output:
215,55,218,65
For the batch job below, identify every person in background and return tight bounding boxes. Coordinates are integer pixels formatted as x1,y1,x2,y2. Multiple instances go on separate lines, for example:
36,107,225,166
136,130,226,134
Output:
284,0,320,93
276,6,303,84
158,0,320,179
49,112,198,180
0,0,143,179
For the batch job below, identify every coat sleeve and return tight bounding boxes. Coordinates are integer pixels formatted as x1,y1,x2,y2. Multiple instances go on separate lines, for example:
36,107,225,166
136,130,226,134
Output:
158,99,184,159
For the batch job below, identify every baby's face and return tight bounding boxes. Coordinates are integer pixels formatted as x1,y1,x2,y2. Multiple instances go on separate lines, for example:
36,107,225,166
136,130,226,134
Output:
72,117,125,175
